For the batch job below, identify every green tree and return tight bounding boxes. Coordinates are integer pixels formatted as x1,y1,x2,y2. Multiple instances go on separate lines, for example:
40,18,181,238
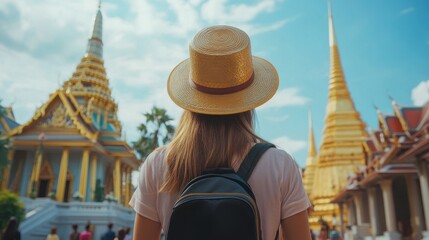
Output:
133,106,175,160
0,105,10,184
0,191,25,230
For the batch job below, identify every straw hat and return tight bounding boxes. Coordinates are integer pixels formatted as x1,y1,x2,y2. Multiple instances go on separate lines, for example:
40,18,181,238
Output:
167,25,279,115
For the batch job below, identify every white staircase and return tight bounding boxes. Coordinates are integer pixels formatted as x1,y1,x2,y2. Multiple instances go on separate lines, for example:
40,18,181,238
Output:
20,198,135,240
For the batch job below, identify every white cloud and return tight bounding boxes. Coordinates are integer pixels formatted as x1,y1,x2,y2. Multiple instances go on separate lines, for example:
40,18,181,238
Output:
271,136,306,154
201,0,277,23
0,44,71,122
258,88,309,110
411,80,429,106
400,7,415,15
0,0,291,143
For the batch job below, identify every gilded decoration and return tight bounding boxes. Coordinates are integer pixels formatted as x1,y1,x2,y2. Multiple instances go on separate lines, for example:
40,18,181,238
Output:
38,104,73,128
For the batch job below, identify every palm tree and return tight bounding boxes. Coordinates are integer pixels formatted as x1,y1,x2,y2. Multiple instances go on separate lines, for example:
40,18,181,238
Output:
133,106,175,160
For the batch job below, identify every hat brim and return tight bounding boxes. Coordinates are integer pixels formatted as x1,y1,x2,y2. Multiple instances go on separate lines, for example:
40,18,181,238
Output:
167,56,279,115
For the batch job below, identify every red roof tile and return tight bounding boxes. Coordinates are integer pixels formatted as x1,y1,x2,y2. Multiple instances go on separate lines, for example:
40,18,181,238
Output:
385,116,404,133
400,107,422,130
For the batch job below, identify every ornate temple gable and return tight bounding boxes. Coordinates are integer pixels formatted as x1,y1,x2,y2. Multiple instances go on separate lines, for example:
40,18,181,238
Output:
37,103,73,128
9,90,99,141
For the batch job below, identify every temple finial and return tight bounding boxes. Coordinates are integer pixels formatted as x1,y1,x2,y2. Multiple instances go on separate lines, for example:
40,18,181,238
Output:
86,6,103,59
328,0,337,47
372,103,380,112
388,95,398,105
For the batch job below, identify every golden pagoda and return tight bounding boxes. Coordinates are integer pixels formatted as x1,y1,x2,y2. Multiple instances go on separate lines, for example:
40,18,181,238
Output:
3,5,138,205
308,1,367,229
303,110,317,198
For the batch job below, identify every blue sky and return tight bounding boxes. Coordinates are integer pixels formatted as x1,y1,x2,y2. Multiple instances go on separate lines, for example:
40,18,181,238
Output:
0,0,428,167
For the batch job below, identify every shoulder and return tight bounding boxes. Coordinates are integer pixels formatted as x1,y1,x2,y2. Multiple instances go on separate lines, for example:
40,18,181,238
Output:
140,146,169,174
261,147,297,169
144,146,168,167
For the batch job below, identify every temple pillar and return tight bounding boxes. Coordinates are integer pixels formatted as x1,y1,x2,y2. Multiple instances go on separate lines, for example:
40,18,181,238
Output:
352,191,371,238
380,179,401,240
416,160,429,240
367,187,381,237
125,167,131,206
347,200,356,226
338,202,345,236
28,149,43,196
102,110,108,129
90,154,97,201
1,149,14,190
113,157,121,202
352,191,364,225
405,175,424,239
96,108,101,125
56,148,69,202
79,148,90,201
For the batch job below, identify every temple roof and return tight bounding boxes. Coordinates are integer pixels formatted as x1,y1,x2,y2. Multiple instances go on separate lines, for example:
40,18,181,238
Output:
0,105,20,135
9,90,99,140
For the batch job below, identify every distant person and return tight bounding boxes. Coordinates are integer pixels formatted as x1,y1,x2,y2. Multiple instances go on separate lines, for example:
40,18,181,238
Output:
329,226,340,240
101,223,115,240
114,228,125,240
1,217,21,240
344,225,354,240
46,227,60,240
123,227,131,240
69,224,80,240
310,229,316,240
318,226,328,240
79,224,92,240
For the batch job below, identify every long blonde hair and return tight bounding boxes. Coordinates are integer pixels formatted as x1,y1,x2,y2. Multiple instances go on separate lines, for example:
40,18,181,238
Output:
161,110,263,193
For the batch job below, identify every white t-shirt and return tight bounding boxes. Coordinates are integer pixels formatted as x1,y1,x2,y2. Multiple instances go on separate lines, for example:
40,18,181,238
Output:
130,146,311,240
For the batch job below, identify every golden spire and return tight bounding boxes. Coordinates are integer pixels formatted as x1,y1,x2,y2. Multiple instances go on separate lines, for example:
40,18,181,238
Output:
303,110,317,198
308,0,367,230
62,6,120,132
306,110,317,163
326,0,356,115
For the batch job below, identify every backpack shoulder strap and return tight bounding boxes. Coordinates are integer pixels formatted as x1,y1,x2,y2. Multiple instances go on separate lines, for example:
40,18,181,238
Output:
237,142,276,182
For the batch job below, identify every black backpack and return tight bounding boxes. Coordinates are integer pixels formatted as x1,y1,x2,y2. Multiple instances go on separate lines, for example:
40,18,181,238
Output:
166,143,275,240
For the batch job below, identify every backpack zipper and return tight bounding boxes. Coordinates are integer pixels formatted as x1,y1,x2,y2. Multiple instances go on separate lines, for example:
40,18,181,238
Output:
174,192,261,240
